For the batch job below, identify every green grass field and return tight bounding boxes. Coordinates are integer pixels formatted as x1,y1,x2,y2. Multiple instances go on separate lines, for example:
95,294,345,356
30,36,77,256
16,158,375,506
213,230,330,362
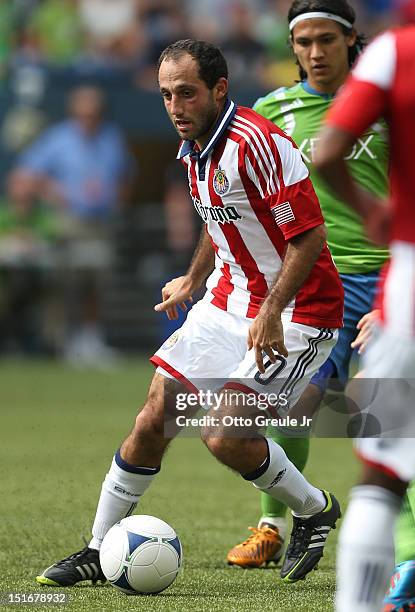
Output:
0,359,359,612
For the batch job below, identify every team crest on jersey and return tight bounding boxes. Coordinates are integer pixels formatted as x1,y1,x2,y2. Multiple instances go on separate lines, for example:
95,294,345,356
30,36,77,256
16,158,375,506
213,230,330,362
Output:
213,167,230,196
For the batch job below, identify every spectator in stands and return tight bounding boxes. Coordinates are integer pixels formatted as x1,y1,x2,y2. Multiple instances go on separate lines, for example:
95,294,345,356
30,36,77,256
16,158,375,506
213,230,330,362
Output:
220,2,269,89
135,0,190,90
25,0,83,66
1,0,402,82
0,170,57,354
184,0,229,42
13,85,135,366
79,0,144,67
255,0,300,88
255,0,293,62
0,2,15,80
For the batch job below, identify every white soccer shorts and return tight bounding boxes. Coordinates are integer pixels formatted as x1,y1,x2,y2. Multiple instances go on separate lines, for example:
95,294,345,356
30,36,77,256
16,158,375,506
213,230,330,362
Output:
355,326,415,481
355,242,415,481
151,297,337,415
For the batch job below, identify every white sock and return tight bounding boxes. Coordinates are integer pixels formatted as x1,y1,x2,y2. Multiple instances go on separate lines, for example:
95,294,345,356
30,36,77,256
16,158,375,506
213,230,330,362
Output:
336,485,401,612
258,516,287,540
89,451,159,550
245,439,325,516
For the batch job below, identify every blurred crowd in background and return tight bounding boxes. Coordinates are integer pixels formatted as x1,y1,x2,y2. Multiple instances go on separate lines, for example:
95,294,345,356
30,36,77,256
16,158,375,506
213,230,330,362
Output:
0,0,412,366
0,0,412,87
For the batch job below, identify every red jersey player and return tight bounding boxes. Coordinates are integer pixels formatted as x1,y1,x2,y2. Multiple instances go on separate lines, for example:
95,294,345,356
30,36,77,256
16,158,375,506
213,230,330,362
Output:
36,40,343,589
315,24,415,612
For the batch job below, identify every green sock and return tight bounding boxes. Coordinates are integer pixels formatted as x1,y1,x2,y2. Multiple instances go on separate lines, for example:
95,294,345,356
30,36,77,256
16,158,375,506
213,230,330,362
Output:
261,433,310,520
395,482,415,564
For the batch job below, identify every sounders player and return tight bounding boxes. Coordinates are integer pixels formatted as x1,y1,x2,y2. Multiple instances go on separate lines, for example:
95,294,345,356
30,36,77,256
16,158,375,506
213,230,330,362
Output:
227,0,389,572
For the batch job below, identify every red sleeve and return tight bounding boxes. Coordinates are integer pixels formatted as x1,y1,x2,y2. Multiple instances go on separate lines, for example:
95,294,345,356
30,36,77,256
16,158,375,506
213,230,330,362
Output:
267,176,325,241
326,76,388,138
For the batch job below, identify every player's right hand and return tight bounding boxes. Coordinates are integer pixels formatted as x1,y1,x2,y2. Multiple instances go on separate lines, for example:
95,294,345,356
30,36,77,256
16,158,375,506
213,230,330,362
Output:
154,276,194,320
351,309,380,354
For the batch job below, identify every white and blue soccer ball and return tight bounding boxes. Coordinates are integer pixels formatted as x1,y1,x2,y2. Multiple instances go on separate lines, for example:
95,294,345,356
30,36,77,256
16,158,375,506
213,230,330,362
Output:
99,515,182,595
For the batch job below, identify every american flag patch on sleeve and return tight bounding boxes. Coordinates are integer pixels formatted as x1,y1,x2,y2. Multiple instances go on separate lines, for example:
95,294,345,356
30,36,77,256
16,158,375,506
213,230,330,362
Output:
271,201,296,226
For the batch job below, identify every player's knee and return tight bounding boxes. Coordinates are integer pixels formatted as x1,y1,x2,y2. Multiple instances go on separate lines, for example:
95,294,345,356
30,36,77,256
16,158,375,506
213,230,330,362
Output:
201,430,238,463
200,419,220,448
202,435,227,461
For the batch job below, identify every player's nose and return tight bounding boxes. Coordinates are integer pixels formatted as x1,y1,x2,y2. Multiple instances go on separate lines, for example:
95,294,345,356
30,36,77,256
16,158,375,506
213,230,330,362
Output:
170,95,184,116
310,42,324,59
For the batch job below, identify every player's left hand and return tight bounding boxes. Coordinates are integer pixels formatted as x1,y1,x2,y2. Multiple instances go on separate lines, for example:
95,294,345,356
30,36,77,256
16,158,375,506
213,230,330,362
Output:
248,310,288,374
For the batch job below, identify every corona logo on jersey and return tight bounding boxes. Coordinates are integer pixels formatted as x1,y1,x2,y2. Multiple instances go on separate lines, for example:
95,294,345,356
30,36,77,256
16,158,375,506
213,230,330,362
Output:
213,166,230,196
192,196,243,225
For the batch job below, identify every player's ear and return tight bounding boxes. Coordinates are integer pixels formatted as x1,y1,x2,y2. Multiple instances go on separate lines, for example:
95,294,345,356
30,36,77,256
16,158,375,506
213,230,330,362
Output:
214,77,228,102
346,29,357,48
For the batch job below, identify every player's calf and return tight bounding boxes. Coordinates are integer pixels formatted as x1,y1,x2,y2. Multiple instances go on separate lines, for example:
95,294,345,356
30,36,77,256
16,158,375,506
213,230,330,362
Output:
201,428,268,474
121,373,177,466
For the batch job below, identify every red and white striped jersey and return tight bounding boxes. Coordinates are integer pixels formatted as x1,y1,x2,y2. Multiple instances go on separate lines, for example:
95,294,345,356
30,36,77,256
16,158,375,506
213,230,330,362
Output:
178,100,343,327
326,25,415,246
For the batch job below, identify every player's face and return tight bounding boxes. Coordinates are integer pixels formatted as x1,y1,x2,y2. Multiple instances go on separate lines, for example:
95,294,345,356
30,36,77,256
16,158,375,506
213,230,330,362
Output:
291,19,356,93
158,54,228,147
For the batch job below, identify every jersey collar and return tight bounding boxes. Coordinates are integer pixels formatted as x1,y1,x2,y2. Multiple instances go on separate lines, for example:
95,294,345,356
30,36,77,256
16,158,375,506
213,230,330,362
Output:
176,98,237,161
302,80,335,100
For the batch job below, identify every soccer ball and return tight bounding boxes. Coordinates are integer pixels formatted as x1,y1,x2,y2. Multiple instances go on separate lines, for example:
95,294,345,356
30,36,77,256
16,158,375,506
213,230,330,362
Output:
99,515,182,595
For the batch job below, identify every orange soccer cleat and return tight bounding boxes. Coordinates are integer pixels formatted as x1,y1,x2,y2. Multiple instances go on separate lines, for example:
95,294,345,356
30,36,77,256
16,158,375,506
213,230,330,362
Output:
227,525,284,568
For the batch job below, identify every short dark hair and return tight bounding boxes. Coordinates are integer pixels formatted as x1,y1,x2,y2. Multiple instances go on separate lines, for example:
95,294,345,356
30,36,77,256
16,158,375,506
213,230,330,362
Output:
158,39,228,89
288,0,367,80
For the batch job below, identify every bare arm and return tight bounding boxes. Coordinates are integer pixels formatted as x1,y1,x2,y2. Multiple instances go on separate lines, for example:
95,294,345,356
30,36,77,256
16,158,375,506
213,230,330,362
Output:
265,224,327,314
248,225,327,372
315,126,375,217
154,227,215,319
185,227,215,289
315,125,391,245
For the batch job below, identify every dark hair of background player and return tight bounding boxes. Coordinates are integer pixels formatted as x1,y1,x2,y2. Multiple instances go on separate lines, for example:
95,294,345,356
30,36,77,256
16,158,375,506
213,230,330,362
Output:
288,0,367,80
158,39,228,90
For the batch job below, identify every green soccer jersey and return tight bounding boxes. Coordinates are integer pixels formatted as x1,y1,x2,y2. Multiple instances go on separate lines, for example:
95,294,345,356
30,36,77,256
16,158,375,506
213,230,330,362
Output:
254,81,389,274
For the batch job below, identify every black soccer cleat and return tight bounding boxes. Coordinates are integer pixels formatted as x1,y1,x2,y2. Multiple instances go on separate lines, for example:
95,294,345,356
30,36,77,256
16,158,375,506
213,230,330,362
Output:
280,491,341,583
36,546,106,587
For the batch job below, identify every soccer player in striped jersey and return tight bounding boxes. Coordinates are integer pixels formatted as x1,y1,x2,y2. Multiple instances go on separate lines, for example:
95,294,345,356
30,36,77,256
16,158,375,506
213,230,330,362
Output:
36,40,343,588
316,22,415,612
227,0,389,571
